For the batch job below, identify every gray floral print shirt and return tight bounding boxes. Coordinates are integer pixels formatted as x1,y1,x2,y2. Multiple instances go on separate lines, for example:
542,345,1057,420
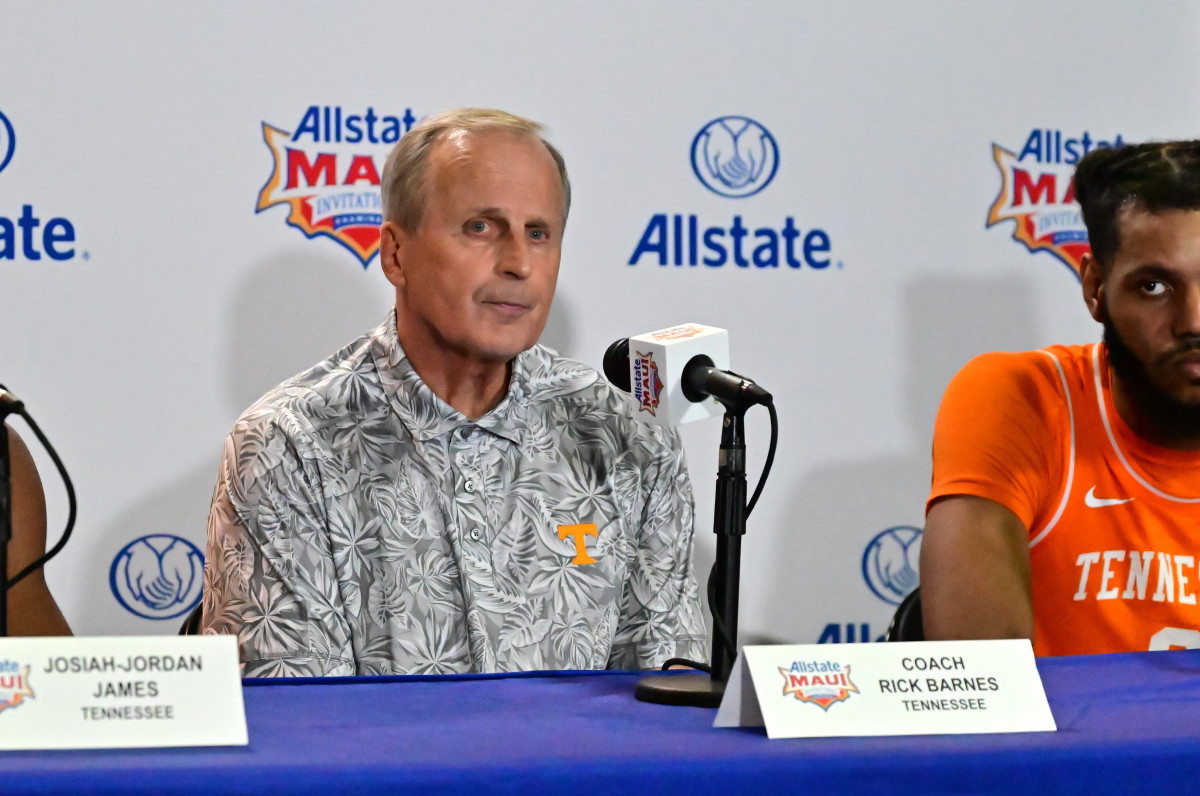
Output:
202,311,707,676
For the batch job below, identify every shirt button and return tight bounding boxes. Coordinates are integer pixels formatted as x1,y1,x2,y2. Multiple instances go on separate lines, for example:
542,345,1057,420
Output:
470,528,482,541
464,479,475,493
457,426,473,440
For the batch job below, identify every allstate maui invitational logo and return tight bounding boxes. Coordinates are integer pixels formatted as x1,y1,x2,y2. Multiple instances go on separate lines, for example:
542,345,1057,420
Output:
629,115,837,271
631,351,664,416
0,660,34,715
862,525,922,606
110,535,204,620
779,660,859,710
986,128,1125,278
256,105,418,268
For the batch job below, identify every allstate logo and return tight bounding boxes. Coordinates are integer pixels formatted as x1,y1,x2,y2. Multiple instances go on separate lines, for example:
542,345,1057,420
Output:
0,109,15,176
110,535,204,620
690,116,779,198
862,526,921,605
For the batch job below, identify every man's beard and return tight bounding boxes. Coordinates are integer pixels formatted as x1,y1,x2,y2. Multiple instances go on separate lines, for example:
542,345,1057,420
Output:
1104,318,1200,441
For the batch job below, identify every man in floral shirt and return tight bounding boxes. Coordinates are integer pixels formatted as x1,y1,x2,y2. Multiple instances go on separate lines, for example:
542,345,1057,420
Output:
201,108,707,676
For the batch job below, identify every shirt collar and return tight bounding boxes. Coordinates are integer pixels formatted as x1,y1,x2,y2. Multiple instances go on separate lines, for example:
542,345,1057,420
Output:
368,310,529,445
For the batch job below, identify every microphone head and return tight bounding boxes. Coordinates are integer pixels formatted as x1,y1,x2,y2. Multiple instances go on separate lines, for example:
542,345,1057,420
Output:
622,324,730,426
0,384,24,417
602,338,632,392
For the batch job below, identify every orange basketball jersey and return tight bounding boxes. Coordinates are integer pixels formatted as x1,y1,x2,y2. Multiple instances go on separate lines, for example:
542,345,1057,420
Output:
930,343,1200,656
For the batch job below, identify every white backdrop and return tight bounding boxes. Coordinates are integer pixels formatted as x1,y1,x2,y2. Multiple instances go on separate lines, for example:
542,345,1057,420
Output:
2,1,1198,643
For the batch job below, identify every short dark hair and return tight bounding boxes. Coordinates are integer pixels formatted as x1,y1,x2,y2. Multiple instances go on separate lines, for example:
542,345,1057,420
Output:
1075,140,1200,270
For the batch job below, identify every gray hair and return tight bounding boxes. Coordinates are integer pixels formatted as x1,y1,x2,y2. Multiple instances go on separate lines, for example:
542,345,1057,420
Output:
380,107,571,233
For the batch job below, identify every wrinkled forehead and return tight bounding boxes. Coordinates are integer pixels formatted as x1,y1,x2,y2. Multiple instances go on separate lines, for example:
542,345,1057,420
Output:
424,128,564,211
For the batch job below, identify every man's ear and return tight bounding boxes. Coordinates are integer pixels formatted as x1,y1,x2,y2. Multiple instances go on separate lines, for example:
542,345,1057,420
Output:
379,221,407,290
1080,252,1107,323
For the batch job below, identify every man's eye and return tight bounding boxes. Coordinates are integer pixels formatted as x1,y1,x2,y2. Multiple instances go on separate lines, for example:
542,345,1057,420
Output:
529,229,546,241
468,220,490,234
1141,280,1167,296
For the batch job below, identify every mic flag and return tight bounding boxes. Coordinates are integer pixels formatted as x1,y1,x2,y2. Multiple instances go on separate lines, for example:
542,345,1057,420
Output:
603,323,731,426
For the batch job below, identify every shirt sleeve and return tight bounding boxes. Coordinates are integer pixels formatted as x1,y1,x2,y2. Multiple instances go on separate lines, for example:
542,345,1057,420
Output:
608,426,708,670
200,412,356,677
928,351,1067,532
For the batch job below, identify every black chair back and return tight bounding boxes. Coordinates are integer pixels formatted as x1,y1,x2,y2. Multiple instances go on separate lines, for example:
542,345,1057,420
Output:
178,602,204,635
886,587,924,641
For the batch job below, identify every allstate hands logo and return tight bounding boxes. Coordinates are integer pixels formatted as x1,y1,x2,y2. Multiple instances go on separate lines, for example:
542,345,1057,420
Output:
110,535,204,620
0,109,15,176
862,526,922,605
691,116,779,198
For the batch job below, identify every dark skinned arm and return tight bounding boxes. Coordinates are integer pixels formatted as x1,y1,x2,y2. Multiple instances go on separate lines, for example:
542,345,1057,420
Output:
921,494,1033,641
6,423,71,636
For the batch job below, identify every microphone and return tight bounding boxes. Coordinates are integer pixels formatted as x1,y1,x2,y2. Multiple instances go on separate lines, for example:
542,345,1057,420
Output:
0,385,24,418
602,324,771,426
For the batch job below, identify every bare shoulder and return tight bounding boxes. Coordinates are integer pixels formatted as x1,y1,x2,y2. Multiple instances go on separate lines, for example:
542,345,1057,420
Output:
6,423,46,537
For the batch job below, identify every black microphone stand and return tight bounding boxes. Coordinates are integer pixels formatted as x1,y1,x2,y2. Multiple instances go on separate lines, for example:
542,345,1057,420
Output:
710,407,746,683
635,402,750,707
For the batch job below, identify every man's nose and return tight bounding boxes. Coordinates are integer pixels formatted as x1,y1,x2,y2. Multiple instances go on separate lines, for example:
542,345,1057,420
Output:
1176,285,1200,337
498,234,533,279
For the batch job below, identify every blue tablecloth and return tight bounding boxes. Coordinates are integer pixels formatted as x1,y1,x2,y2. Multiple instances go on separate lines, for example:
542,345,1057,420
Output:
3,649,1200,795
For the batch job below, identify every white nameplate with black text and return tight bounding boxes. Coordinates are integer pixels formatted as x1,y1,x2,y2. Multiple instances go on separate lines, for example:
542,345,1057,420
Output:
714,640,1056,739
0,635,247,749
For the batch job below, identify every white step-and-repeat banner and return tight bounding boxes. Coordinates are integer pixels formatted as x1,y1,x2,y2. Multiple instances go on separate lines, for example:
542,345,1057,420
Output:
2,2,1197,643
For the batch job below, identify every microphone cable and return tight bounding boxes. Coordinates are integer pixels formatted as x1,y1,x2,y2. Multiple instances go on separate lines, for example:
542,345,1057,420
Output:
662,398,779,674
1,386,77,589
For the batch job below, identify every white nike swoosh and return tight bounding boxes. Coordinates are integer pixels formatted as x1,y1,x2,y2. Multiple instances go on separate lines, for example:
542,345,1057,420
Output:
1084,486,1135,508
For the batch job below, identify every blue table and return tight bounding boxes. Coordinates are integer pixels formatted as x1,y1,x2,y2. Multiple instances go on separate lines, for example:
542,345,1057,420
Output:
4,649,1200,795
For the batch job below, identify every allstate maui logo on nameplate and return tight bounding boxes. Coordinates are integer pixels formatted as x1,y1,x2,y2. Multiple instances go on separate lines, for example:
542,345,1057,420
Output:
817,525,922,644
256,105,419,269
986,128,1125,279
0,660,34,715
778,660,859,711
0,108,83,262
110,535,205,621
629,115,839,271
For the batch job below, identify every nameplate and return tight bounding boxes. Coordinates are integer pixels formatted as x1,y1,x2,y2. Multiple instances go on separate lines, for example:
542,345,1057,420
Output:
0,635,247,750
714,640,1056,739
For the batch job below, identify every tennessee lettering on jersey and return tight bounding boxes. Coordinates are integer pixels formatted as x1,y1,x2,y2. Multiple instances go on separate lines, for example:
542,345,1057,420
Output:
930,343,1200,656
1073,550,1199,604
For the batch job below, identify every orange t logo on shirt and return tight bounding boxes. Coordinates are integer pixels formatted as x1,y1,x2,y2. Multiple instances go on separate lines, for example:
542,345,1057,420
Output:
558,524,598,565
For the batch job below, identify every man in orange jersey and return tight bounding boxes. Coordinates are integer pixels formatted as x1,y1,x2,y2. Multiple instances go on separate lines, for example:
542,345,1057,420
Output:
922,141,1200,656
